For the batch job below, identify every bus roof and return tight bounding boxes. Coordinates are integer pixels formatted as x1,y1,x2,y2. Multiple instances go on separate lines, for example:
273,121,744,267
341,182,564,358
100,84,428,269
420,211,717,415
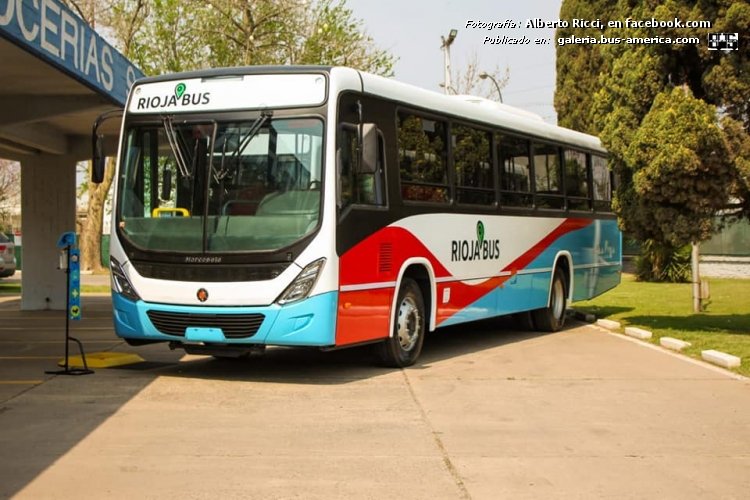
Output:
130,65,605,154
353,69,605,154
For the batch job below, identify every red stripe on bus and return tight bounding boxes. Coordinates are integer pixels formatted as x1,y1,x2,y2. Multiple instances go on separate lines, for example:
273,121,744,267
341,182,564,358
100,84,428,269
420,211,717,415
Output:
338,218,593,336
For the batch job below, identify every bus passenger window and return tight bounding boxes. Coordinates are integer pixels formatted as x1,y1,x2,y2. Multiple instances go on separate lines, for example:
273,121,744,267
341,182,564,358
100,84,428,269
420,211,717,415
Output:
497,135,532,207
533,143,563,209
592,155,612,211
453,124,494,205
398,113,449,203
564,149,590,210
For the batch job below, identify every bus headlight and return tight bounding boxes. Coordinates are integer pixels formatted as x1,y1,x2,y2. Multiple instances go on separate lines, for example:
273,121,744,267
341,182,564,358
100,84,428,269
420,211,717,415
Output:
277,258,326,305
110,257,141,302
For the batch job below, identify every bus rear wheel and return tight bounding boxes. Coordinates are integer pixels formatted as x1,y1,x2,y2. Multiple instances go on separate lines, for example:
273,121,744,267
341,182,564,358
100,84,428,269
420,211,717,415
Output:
532,268,568,332
378,278,425,368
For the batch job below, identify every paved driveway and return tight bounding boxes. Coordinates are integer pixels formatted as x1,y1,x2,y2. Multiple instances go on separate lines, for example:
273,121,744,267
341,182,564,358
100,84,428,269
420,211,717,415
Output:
1,297,749,499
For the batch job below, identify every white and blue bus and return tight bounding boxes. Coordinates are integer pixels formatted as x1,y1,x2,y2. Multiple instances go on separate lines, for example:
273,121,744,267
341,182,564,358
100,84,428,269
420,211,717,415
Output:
94,66,621,367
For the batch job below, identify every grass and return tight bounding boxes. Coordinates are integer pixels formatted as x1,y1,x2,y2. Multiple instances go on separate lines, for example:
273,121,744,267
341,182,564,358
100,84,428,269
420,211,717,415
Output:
574,274,750,376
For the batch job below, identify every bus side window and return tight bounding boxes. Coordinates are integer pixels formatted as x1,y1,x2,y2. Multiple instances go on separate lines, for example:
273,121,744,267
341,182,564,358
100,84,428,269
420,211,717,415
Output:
454,123,493,205
592,155,612,211
533,142,564,209
497,134,533,207
564,149,589,210
397,112,449,203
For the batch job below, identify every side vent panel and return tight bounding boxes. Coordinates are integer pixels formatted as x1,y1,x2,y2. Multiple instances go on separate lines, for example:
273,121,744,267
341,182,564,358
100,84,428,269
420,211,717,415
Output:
378,243,393,274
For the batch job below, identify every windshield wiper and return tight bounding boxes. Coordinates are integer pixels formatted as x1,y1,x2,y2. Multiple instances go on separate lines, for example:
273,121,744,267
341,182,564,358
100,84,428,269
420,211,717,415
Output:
162,116,192,179
237,110,273,155
214,110,273,182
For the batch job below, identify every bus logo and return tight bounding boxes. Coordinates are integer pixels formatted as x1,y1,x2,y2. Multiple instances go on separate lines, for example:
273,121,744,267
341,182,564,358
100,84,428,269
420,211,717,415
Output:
476,221,485,245
175,83,187,98
197,288,209,302
452,220,500,262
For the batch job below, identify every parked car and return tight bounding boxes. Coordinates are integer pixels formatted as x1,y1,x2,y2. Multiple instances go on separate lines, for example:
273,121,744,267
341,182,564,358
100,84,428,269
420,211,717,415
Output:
0,233,16,278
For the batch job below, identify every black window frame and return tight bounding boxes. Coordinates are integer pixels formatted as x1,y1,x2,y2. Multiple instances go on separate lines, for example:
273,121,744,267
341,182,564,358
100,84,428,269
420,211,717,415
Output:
532,141,565,210
497,133,534,208
591,154,612,212
564,148,591,211
396,109,450,205
452,121,495,207
390,101,613,216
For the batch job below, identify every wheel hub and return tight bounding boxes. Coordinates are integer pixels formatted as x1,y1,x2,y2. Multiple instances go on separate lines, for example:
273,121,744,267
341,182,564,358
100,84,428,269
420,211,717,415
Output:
397,296,421,352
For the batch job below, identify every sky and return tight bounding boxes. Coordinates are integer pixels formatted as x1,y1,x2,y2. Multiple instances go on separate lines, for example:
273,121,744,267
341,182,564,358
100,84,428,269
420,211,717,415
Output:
346,0,564,123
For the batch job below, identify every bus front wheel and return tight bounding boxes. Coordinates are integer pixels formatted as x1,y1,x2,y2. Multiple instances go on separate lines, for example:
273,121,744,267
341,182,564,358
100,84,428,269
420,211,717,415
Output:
378,278,425,368
532,268,568,332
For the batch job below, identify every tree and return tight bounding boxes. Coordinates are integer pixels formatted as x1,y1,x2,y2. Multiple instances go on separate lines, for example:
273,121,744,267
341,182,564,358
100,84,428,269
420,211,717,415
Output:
622,86,733,279
554,0,750,280
126,0,395,76
722,116,750,219
444,52,509,99
554,0,615,134
0,160,20,231
61,0,148,271
293,0,394,74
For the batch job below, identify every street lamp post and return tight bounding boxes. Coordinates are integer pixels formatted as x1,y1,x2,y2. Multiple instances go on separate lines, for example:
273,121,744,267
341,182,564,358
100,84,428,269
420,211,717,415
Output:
440,29,458,95
479,72,503,103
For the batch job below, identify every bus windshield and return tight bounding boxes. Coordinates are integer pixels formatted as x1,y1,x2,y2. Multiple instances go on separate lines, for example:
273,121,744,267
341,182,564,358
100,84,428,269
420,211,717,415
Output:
117,117,324,254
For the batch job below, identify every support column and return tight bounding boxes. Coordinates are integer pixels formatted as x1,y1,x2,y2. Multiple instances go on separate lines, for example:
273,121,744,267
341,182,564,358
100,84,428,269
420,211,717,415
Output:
20,154,77,310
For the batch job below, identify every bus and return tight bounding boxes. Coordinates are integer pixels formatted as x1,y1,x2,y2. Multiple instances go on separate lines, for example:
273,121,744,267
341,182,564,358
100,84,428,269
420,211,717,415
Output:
93,66,621,367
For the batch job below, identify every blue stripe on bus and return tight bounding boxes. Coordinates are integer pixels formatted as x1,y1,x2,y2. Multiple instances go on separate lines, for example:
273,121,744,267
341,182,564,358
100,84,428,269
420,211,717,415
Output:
112,291,338,347
438,220,621,327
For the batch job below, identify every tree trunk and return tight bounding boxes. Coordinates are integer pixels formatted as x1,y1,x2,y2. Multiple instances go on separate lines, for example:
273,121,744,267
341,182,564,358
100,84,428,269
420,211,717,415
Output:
80,158,116,272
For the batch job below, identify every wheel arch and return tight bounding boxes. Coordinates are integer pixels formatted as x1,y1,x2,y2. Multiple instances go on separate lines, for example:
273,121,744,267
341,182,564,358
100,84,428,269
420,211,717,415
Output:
390,259,436,335
550,251,573,305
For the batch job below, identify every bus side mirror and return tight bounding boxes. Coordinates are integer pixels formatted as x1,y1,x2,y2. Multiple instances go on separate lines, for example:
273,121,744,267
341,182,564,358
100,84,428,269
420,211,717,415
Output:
91,109,123,184
92,134,105,184
358,123,378,174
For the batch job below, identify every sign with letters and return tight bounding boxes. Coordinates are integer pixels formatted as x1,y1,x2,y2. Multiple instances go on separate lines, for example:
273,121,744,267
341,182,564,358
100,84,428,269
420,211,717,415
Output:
129,74,328,114
0,0,144,105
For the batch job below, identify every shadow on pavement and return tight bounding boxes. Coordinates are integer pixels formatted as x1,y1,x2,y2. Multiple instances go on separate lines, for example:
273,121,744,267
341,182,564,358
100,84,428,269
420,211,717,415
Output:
113,315,562,384
0,294,567,497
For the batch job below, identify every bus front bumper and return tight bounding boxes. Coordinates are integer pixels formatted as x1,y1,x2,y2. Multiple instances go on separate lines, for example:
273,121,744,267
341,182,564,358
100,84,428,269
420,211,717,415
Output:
112,291,338,347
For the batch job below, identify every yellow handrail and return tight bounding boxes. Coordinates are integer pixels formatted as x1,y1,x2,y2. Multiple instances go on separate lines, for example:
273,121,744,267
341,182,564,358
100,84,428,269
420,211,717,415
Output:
152,207,190,218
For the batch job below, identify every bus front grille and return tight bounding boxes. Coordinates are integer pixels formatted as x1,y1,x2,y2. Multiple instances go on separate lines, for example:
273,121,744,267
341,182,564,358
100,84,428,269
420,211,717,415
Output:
146,311,265,339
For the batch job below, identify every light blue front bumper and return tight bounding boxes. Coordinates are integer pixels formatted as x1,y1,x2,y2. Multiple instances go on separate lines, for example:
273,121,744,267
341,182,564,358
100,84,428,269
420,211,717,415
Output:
112,291,338,347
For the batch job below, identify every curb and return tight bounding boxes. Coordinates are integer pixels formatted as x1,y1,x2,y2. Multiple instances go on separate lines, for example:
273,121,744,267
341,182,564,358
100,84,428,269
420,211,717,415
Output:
701,350,741,369
660,337,691,351
624,326,652,340
595,318,620,330
580,311,743,373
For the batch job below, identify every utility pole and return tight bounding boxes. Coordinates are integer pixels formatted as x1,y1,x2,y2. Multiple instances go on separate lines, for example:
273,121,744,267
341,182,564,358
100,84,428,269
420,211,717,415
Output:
440,29,458,95
692,242,702,312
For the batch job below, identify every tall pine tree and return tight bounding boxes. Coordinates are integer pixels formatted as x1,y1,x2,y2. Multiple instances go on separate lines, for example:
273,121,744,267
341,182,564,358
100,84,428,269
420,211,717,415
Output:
555,0,750,280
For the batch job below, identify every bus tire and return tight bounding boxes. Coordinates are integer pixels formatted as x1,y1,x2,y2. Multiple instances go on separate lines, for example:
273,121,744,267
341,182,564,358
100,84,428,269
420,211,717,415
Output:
513,311,536,331
532,268,568,332
378,278,425,368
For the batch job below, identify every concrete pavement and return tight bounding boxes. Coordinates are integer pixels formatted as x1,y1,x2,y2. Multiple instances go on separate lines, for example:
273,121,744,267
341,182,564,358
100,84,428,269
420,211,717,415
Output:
1,297,749,499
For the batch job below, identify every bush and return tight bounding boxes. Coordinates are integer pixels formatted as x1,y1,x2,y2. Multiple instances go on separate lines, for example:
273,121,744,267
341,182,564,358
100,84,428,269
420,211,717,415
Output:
636,240,691,283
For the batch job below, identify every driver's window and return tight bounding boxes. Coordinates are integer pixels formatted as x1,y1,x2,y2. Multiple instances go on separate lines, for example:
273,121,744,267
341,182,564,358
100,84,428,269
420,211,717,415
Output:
337,123,384,208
